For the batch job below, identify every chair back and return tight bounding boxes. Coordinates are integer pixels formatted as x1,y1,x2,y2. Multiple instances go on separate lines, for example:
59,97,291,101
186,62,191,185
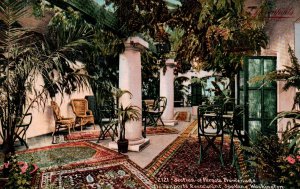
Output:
143,99,155,110
223,98,235,114
71,99,88,116
198,104,223,135
198,105,207,133
232,105,244,131
51,101,62,121
99,100,116,122
154,97,167,112
17,113,32,127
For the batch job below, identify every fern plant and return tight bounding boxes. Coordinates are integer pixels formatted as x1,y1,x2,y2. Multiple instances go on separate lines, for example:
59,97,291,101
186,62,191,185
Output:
242,133,285,184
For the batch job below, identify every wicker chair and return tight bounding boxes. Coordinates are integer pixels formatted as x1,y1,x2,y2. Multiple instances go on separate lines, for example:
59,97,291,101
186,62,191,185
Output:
70,99,95,131
51,101,75,144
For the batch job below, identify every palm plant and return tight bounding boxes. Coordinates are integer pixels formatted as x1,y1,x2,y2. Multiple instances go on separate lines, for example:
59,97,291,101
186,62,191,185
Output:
117,104,141,142
0,0,91,164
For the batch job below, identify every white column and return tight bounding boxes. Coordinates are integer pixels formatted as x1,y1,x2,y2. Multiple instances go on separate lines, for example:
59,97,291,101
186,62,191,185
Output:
160,59,178,126
110,37,150,151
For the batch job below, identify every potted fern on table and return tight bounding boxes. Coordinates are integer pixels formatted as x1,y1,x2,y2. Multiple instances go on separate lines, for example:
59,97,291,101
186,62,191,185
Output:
117,104,141,153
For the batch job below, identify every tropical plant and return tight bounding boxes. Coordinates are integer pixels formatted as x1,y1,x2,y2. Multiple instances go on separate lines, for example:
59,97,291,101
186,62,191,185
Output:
0,0,91,164
251,46,300,92
167,0,269,94
242,133,285,185
277,154,300,188
242,132,300,187
104,0,170,39
117,104,141,141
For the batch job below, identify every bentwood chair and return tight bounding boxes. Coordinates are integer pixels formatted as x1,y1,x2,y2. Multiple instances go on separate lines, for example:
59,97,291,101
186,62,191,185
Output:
14,113,32,149
146,97,167,127
97,100,118,142
70,99,95,131
198,104,224,166
51,101,75,144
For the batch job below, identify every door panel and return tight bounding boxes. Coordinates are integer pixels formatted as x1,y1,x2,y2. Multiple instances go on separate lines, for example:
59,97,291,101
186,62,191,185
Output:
239,56,277,140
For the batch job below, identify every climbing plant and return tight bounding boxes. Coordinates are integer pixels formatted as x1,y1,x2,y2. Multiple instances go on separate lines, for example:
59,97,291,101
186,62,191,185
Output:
167,0,269,95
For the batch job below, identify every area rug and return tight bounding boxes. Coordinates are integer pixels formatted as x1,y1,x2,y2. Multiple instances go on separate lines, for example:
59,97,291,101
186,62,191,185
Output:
16,141,124,169
64,130,107,142
145,126,179,135
145,120,242,188
174,111,191,122
36,158,156,189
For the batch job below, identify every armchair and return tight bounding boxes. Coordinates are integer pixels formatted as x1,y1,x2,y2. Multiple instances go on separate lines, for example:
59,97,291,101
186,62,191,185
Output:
70,99,95,131
51,101,75,144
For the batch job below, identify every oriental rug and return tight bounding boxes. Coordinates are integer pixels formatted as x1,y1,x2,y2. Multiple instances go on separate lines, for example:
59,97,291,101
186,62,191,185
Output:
144,120,243,188
174,111,191,122
64,130,106,142
16,141,124,169
145,126,179,135
36,158,156,189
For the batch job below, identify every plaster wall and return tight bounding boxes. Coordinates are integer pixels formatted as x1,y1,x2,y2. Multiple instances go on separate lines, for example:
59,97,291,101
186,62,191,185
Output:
26,73,93,139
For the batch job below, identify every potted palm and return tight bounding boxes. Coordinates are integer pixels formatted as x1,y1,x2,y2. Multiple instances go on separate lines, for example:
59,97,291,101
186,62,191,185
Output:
0,0,91,180
117,104,141,153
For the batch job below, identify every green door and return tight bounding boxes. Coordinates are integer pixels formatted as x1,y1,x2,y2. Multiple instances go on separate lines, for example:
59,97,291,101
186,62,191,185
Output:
191,77,203,106
238,56,277,140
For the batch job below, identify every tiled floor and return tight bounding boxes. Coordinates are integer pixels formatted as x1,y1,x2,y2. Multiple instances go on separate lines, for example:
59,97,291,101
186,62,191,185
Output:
14,107,195,169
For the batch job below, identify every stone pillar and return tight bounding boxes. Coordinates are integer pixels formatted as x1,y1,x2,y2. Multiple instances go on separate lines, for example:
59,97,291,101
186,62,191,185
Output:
160,59,178,126
109,37,150,151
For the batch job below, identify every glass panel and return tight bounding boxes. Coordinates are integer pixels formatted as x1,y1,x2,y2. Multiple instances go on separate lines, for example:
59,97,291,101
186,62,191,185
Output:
261,119,277,135
239,71,244,89
205,77,215,97
249,90,261,118
264,59,276,73
239,91,244,105
248,59,262,88
249,121,261,141
264,59,276,87
263,90,277,119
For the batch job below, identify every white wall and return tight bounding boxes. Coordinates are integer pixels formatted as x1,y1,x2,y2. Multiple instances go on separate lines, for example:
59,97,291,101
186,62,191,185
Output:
296,23,300,60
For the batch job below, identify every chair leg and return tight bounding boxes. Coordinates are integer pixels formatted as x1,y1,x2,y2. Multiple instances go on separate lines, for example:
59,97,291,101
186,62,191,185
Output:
72,123,75,132
52,125,58,144
220,136,224,167
229,129,235,159
97,125,105,143
231,145,237,167
159,117,165,126
198,137,203,164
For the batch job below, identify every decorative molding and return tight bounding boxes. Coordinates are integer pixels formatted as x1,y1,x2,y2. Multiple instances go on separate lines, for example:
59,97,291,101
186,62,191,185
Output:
124,36,149,51
165,59,177,67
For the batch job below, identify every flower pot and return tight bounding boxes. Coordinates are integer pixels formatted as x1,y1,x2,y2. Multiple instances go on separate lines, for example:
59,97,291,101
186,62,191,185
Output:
117,139,129,153
1,161,39,187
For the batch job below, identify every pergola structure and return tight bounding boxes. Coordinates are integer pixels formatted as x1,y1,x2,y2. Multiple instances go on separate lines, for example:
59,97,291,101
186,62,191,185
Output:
27,0,182,151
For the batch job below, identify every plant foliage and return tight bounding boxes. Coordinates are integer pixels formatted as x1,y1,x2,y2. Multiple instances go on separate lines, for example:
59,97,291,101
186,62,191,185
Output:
167,0,268,80
0,0,91,163
242,133,300,187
